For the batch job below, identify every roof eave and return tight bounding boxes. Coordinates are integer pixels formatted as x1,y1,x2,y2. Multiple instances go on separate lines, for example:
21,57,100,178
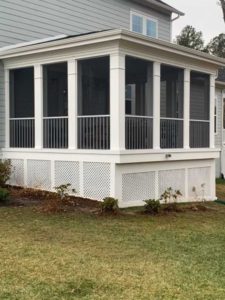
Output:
132,0,184,16
0,29,224,67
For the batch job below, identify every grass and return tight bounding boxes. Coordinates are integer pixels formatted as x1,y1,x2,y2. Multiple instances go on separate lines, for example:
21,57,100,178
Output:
216,178,225,200
0,204,225,299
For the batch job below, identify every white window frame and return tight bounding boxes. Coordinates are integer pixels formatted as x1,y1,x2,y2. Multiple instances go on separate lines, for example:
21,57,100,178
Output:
130,10,158,39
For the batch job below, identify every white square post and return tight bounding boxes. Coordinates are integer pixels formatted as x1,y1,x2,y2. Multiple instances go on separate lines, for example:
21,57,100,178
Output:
110,52,126,151
4,69,10,148
68,59,77,150
153,61,161,150
210,74,216,149
34,64,43,149
183,69,190,149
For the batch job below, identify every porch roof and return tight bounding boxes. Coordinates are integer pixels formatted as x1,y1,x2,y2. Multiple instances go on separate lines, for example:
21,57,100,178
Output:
0,29,225,68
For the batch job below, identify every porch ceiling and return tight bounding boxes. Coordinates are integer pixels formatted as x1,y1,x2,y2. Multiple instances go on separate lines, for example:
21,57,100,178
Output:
0,29,225,68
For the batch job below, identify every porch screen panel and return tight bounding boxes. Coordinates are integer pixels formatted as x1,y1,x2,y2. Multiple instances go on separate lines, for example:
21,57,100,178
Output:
190,72,210,148
160,65,184,149
43,62,68,149
78,56,110,149
9,67,34,148
125,56,153,149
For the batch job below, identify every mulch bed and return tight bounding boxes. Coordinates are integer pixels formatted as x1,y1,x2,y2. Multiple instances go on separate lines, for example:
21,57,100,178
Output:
6,186,100,213
2,186,217,216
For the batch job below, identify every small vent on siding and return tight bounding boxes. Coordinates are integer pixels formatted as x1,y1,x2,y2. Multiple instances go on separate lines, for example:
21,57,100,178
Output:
158,169,185,197
27,160,51,190
9,159,24,186
55,161,80,194
188,167,211,198
83,162,110,200
122,172,155,202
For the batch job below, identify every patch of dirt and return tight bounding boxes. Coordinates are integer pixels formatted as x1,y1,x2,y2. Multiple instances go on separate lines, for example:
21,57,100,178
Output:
7,186,100,213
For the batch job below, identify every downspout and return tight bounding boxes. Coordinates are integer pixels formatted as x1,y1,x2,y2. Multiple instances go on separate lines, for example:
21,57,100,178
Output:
171,13,181,22
170,13,181,42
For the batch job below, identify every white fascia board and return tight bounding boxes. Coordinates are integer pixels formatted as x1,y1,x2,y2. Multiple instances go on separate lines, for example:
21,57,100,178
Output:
0,29,225,67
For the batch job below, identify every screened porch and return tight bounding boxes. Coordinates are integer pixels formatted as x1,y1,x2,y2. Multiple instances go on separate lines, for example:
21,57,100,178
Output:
8,55,212,151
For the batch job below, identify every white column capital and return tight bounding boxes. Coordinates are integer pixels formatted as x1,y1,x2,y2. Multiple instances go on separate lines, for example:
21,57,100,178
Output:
34,64,43,79
184,68,190,82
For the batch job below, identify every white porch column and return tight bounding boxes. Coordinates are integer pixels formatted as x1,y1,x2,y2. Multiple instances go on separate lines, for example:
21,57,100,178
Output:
34,64,43,149
210,74,216,148
153,62,161,150
183,69,190,149
68,59,77,150
4,69,10,148
110,52,125,151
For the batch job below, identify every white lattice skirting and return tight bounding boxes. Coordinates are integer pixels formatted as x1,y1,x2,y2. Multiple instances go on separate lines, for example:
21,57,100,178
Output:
6,156,215,207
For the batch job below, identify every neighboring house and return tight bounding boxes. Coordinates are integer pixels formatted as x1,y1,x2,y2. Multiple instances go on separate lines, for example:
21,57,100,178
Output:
0,0,224,207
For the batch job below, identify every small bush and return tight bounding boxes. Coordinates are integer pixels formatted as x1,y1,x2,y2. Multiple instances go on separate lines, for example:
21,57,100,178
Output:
0,160,12,187
55,184,76,200
0,188,10,203
144,199,161,214
100,197,119,214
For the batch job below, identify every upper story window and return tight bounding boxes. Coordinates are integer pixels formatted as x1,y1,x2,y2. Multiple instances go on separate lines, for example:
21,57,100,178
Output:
131,11,158,38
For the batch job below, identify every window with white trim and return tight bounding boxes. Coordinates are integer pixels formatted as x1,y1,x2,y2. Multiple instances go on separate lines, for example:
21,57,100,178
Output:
131,11,158,38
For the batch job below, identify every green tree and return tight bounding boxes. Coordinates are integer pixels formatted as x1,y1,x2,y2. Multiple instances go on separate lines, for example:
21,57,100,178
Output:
175,25,205,51
206,34,225,58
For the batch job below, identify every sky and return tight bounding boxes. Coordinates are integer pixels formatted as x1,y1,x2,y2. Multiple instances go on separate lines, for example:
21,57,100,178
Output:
165,0,225,43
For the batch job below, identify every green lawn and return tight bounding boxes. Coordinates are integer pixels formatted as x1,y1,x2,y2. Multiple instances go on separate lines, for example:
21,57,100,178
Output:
1,205,225,299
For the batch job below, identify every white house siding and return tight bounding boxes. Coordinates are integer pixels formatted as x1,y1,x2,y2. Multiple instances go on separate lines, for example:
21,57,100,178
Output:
0,0,171,48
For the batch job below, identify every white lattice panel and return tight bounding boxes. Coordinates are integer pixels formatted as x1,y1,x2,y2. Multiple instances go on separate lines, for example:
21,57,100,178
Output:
122,172,155,202
10,159,24,186
83,162,110,200
188,167,211,198
55,161,79,194
27,160,51,190
158,169,185,197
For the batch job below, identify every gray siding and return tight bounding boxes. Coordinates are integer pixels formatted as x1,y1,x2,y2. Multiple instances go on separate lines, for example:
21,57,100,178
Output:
0,0,171,48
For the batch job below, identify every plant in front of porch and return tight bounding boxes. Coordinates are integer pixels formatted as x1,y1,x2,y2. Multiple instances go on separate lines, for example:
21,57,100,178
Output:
0,160,12,187
160,188,183,211
144,199,161,214
100,197,119,214
0,160,12,204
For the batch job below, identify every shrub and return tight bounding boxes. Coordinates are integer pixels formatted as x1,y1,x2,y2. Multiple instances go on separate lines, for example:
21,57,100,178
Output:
100,197,119,214
0,188,10,203
55,184,76,200
144,199,161,214
0,160,12,187
160,188,182,204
